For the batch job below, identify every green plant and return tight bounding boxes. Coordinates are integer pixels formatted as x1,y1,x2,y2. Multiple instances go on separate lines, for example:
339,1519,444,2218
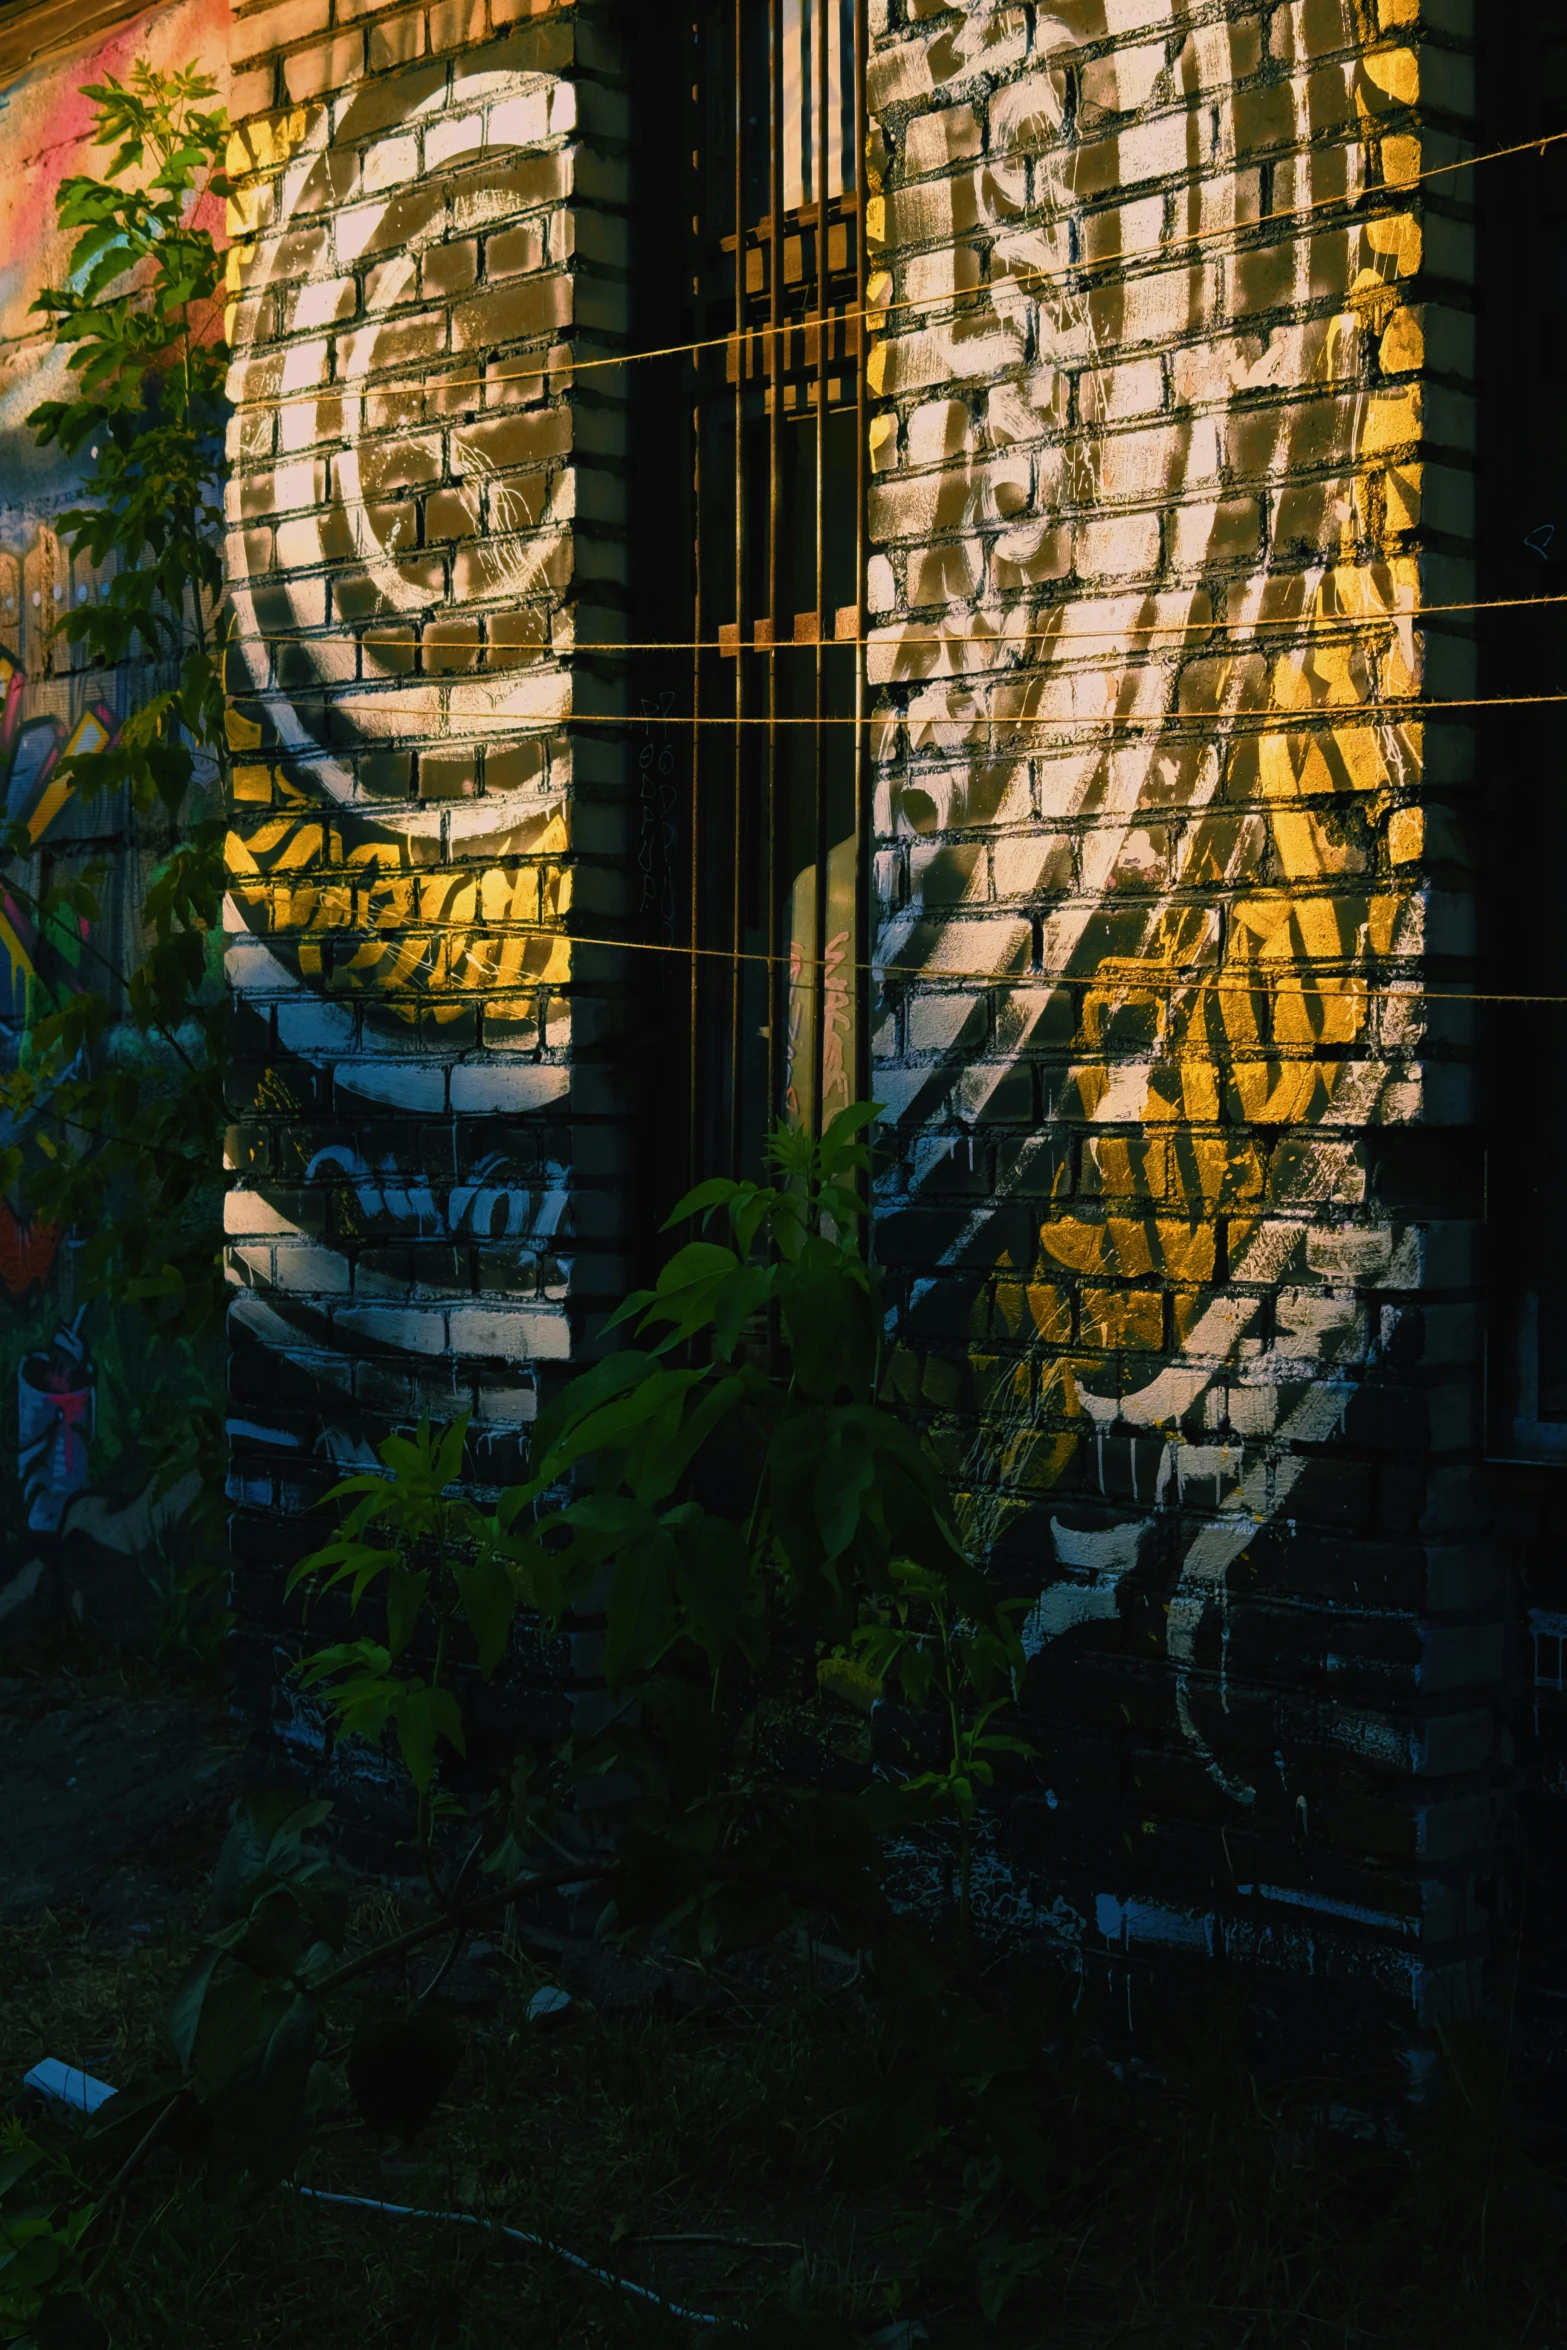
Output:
1,62,230,1338
0,2122,101,2350
0,1109,1052,2336
288,1102,1030,1946
137,1523,234,1673
820,1559,1035,1934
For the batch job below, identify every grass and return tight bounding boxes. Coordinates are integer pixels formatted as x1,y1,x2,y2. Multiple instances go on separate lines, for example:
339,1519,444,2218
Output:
1,1829,905,2345
3,1652,1566,2346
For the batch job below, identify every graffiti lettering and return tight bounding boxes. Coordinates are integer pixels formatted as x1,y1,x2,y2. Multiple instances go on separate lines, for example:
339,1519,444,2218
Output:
302,1145,568,1244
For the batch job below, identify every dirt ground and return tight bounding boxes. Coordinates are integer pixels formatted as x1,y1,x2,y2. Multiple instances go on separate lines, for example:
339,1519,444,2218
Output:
0,1669,245,1929
3,1668,1566,2347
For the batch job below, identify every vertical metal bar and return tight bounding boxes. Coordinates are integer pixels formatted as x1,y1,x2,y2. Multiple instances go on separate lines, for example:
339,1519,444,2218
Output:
853,0,869,1123
688,18,703,1190
729,0,745,1178
767,0,784,1139
810,0,830,1141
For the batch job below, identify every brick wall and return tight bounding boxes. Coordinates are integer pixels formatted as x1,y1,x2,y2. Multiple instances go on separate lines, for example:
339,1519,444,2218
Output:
859,0,1501,2025
216,0,1520,2028
219,0,632,1784
1471,0,1567,2083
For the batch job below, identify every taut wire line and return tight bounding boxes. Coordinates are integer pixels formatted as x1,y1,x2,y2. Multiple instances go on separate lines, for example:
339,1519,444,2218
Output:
222,589,1567,657
228,127,1567,410
269,904,1567,1010
229,691,1567,727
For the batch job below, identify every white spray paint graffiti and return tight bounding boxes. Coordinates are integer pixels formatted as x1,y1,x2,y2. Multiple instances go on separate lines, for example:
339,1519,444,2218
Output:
1018,1516,1148,1658
868,0,1429,1801
223,45,582,1411
227,56,577,846
301,1145,570,1243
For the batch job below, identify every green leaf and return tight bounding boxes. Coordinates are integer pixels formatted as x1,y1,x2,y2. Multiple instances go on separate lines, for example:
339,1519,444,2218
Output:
630,1240,741,1348
539,1366,706,1488
0,2227,65,2299
528,1350,656,1471
897,1639,935,1710
777,1257,875,1400
817,1097,881,1170
548,1491,658,1575
203,1993,321,2188
223,1886,316,1980
603,1285,656,1336
384,1565,429,1660
817,1653,882,1714
285,1873,350,1952
0,2142,43,2202
392,1682,466,1793
636,1372,746,1504
452,1550,518,1679
300,1536,402,1605
294,1638,391,1685
669,1506,755,1671
211,1792,334,1919
815,1433,876,1563
249,1992,321,2182
974,1731,1037,1760
496,1525,568,1624
435,1414,469,1487
605,1525,679,1688
660,1174,741,1229
190,1974,292,2097
709,1259,774,1361
168,1946,223,2069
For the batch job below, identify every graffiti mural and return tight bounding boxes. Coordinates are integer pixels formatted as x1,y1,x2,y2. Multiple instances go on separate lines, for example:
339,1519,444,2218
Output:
861,0,1471,1987
219,25,601,1604
213,0,1500,2007
0,0,229,1634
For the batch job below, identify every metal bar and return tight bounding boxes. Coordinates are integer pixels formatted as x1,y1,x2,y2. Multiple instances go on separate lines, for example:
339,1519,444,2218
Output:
853,0,869,1124
810,0,830,1142
688,17,703,1190
767,0,784,1140
729,0,745,1178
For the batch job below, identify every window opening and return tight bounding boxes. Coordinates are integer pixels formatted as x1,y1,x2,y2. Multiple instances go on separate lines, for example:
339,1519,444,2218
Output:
676,0,868,1184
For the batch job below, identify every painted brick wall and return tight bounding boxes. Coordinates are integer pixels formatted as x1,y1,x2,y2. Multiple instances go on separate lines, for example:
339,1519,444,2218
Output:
219,0,632,1785
215,0,1515,2026
859,0,1500,2023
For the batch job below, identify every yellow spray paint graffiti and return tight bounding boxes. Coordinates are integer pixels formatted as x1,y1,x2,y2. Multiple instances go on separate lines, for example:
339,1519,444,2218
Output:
223,51,583,1066
865,1,1433,1802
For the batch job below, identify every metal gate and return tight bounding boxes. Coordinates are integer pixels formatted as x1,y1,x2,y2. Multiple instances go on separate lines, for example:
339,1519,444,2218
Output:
671,0,870,1184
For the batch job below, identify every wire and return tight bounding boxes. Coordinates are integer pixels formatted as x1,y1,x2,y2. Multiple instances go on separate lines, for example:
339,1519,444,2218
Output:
229,124,1567,409
836,124,1567,354
223,589,1567,657
292,2186,721,2328
228,690,1567,726
270,905,1566,1012
224,97,1567,1032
